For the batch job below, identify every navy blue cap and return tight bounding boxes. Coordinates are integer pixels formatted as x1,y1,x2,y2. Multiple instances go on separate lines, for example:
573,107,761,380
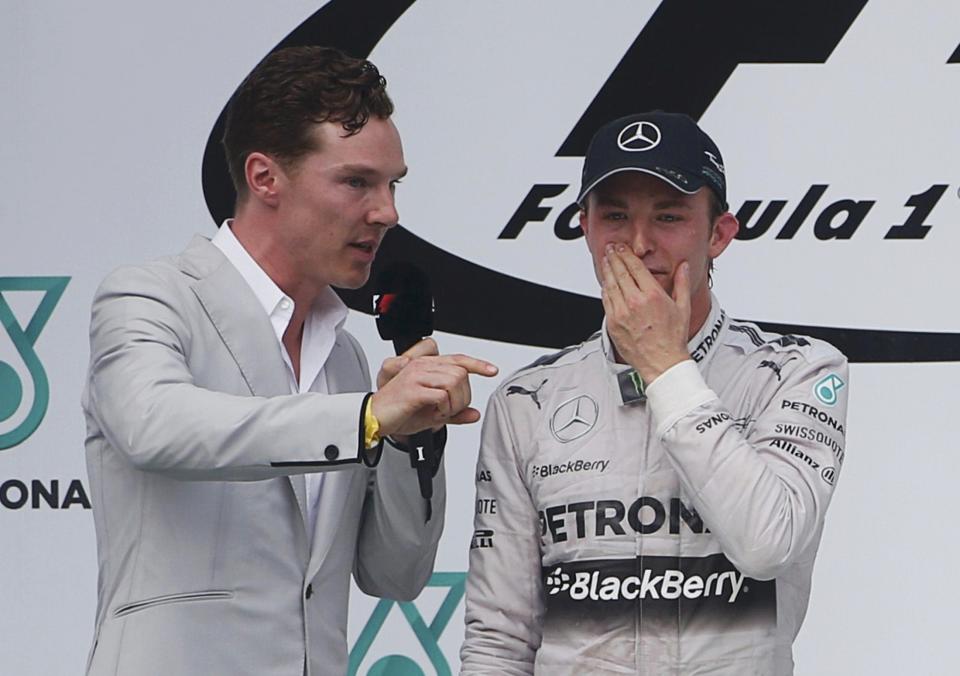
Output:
577,111,727,208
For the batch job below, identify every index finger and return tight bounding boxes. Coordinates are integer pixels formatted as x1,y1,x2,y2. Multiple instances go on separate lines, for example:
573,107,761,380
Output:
441,353,499,377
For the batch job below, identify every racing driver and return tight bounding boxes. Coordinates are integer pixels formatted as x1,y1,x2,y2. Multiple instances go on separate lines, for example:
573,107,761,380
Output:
460,112,848,675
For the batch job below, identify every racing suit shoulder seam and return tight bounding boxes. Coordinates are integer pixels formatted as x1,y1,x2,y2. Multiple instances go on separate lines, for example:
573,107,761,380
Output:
489,390,535,490
503,338,602,387
726,320,847,364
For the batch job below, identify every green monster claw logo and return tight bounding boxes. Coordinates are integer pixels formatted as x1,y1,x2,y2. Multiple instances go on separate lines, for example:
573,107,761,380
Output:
349,572,466,676
0,277,70,450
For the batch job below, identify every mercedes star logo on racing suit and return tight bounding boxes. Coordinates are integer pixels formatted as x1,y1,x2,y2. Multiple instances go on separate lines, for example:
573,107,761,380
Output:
617,121,661,152
550,395,599,443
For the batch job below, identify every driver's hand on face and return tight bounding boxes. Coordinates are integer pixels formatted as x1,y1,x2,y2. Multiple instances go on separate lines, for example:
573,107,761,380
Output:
371,338,499,437
601,244,692,385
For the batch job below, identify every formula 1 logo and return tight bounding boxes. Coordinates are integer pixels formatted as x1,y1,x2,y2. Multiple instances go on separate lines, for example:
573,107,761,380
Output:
201,0,960,363
0,277,69,450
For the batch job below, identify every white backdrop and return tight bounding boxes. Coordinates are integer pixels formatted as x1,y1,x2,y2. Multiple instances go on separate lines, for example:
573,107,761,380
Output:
2,1,959,674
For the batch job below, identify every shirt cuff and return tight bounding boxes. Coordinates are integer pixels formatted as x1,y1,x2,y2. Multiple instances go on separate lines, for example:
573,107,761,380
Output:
363,397,381,449
645,359,717,437
358,393,384,468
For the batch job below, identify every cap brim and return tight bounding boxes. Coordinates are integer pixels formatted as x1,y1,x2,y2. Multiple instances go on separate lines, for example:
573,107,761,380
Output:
577,167,705,207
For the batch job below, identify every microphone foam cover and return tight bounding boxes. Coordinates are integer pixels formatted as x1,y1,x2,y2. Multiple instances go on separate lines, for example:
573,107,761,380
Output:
373,263,434,342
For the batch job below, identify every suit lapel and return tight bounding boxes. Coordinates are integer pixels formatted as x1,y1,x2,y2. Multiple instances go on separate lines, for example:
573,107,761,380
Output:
180,235,309,530
186,237,289,398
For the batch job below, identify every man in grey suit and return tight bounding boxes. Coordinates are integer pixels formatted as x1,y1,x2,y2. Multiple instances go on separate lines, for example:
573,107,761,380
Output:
82,46,497,676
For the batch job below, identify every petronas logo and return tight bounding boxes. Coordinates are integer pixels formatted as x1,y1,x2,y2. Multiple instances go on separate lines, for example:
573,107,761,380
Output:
813,373,845,407
0,277,70,450
349,572,465,676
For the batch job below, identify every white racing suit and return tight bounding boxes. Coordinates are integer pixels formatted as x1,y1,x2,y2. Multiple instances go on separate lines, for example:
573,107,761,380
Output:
461,297,847,675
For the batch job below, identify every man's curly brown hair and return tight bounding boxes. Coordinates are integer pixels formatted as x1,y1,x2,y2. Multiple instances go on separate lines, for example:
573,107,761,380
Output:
222,46,394,201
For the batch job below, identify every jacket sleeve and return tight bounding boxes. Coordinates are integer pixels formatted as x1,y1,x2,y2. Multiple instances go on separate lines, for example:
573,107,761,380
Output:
352,439,446,600
647,350,848,580
84,265,373,481
350,332,447,601
461,392,542,675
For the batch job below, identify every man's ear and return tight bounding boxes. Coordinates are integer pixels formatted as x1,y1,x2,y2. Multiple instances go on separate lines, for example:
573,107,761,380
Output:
578,207,589,236
244,152,283,208
709,211,739,259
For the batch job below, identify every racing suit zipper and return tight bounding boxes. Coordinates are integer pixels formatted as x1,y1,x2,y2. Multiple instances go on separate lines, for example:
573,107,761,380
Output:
635,402,652,674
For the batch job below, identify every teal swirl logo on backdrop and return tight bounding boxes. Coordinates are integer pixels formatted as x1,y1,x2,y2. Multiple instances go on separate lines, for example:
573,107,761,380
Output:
349,572,466,676
0,277,70,450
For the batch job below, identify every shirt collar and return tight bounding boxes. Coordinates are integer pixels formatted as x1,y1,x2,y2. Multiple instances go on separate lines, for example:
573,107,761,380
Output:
686,294,726,367
211,221,348,343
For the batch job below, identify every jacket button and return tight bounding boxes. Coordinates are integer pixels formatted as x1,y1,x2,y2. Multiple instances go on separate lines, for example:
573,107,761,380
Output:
324,445,339,461
305,584,313,599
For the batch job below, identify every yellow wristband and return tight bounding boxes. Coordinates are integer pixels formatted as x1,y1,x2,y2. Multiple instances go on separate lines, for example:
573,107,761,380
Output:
363,398,381,449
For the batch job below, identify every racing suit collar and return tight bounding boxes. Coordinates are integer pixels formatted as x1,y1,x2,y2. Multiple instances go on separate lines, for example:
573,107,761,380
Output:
601,293,727,406
686,294,727,367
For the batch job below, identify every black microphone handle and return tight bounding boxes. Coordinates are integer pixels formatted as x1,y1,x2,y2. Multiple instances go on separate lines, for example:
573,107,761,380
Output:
409,430,434,498
389,334,435,521
389,333,435,468
392,337,420,355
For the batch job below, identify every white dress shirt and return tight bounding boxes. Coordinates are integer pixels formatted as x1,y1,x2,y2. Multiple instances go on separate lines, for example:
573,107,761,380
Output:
212,222,348,543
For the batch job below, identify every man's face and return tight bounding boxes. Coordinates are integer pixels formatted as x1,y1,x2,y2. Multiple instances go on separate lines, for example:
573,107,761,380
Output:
580,172,734,304
274,117,406,290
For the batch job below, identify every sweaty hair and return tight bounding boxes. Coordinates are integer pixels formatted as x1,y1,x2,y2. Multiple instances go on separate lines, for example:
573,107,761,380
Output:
707,189,728,281
221,45,394,200
707,189,726,223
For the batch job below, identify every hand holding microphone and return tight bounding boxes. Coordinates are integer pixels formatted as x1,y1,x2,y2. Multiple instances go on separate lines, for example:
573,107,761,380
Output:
369,263,497,521
372,339,496,436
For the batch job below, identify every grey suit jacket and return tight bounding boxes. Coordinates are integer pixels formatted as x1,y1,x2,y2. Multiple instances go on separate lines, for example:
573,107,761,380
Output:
82,235,445,676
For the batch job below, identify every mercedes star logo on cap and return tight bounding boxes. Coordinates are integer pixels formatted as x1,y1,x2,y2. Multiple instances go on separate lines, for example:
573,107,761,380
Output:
617,121,661,152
